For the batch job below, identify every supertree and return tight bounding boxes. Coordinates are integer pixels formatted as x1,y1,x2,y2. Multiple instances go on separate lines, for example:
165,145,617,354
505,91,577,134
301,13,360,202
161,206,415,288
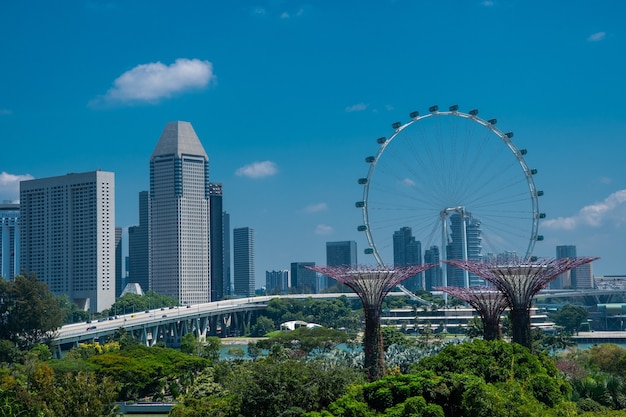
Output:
306,264,435,380
435,286,508,341
443,257,598,350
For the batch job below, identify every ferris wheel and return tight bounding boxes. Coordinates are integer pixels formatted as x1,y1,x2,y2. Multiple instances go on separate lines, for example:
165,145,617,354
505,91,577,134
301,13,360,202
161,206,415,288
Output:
356,105,544,288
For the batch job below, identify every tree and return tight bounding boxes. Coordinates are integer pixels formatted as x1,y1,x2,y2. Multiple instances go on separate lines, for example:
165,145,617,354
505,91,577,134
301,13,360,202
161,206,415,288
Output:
0,273,65,351
552,304,588,334
256,327,351,357
106,290,179,316
250,316,275,337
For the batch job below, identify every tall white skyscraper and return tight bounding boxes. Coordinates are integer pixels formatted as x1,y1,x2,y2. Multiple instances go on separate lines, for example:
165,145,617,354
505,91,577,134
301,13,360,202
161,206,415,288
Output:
233,227,254,297
150,121,211,304
19,171,115,312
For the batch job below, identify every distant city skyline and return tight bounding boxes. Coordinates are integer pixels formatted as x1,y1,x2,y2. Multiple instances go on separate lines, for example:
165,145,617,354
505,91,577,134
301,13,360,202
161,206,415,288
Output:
1,1,624,285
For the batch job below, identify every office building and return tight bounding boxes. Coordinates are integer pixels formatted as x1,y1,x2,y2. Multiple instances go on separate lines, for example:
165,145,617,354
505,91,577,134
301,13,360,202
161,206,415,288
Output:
325,240,357,291
19,171,115,312
223,211,231,296
393,227,422,291
553,245,577,289
575,261,594,289
447,212,483,287
209,183,225,301
424,245,442,291
149,121,210,304
128,191,149,294
233,227,255,297
290,262,316,293
266,270,289,294
0,203,20,280
115,227,122,297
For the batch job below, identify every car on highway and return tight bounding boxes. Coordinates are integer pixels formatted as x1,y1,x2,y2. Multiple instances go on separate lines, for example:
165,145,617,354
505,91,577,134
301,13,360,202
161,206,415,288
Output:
86,326,97,331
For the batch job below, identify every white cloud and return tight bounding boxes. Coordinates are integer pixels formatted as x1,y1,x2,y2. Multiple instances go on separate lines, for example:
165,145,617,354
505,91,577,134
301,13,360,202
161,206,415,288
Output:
315,224,334,235
92,58,215,105
0,171,34,202
587,32,606,42
0,108,12,115
303,203,328,214
235,161,278,179
543,189,626,230
280,11,290,19
253,7,266,15
401,178,416,187
599,176,612,185
481,0,494,6
345,103,368,112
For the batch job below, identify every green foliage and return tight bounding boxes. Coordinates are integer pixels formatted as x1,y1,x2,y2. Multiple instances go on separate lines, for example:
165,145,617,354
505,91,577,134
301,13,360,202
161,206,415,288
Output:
551,304,588,334
263,297,361,331
89,343,208,400
415,339,562,384
255,326,351,357
221,358,363,417
0,273,65,352
381,326,410,352
250,316,275,337
105,290,179,316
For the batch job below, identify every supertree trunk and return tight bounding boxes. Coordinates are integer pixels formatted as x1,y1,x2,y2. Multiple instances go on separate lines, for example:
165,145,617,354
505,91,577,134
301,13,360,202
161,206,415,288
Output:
482,316,502,341
510,307,532,349
363,306,384,381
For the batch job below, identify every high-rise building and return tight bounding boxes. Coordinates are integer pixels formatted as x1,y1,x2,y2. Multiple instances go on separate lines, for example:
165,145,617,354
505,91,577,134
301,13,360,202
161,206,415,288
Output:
553,245,577,289
424,245,442,291
575,262,594,289
447,213,483,287
149,121,210,304
209,183,225,301
325,241,357,291
266,270,289,294
115,227,122,297
233,227,255,297
19,171,115,312
0,203,20,281
223,211,231,296
393,227,422,291
128,191,149,293
290,262,316,293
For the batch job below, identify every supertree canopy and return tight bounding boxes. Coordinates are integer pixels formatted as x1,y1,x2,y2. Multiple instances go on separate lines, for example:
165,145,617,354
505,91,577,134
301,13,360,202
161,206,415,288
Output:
443,257,598,350
306,264,435,381
435,286,508,341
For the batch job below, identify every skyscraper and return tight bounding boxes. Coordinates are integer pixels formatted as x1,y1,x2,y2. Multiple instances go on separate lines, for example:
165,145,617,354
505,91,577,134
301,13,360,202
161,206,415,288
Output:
223,211,231,296
447,213,483,287
553,245,577,289
128,191,149,293
290,262,316,293
19,171,115,312
149,121,210,304
325,241,357,291
209,183,225,301
115,227,122,297
393,227,422,291
266,270,289,294
233,227,255,297
0,203,20,281
424,245,442,291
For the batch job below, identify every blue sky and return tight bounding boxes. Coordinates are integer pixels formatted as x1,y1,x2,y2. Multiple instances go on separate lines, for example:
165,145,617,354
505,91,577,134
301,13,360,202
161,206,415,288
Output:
1,0,625,286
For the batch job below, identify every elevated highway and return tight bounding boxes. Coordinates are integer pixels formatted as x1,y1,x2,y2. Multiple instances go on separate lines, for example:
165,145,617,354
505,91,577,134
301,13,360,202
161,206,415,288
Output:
51,289,626,356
